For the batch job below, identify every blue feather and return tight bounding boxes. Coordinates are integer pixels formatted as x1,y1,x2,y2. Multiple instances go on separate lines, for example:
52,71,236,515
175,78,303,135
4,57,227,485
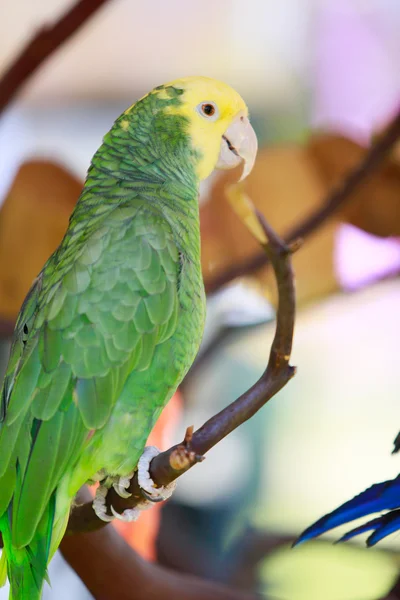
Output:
336,516,383,543
366,510,400,546
294,475,400,546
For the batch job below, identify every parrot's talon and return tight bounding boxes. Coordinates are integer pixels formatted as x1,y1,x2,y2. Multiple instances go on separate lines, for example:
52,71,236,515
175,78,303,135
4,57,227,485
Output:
112,472,134,499
110,504,141,522
93,485,114,522
115,487,131,499
139,488,165,503
138,446,177,502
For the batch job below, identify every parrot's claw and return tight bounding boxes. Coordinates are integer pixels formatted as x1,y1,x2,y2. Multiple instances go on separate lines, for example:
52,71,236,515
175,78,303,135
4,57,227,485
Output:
137,446,177,502
93,485,114,522
112,473,134,499
110,505,142,522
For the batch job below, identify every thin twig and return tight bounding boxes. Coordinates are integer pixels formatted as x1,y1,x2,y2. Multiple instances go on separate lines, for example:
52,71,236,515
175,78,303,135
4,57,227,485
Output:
0,0,111,116
67,210,297,533
205,109,400,294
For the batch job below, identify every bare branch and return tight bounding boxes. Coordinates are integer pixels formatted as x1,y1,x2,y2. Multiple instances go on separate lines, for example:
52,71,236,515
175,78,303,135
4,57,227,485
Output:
205,109,400,294
60,486,262,600
67,209,297,534
0,0,111,116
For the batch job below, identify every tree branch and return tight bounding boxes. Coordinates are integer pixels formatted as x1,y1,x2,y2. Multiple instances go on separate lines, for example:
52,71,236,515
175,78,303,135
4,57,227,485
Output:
0,0,111,116
67,209,297,533
205,109,400,294
61,487,261,600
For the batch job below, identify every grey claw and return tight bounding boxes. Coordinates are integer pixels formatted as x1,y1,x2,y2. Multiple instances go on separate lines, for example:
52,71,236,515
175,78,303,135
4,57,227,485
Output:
140,488,165,503
110,505,141,522
112,473,133,499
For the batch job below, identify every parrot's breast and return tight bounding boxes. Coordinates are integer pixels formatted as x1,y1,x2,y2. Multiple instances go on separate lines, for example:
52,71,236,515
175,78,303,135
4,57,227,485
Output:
67,198,206,486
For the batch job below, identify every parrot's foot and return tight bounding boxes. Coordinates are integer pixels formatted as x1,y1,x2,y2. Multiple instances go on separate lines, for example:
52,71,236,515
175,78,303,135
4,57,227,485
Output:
137,445,177,502
93,485,114,522
92,447,176,523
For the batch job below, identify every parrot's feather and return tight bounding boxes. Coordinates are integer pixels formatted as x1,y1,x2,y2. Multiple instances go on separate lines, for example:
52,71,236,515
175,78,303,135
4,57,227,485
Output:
12,415,63,547
135,332,158,372
31,362,72,420
366,511,400,546
337,517,385,543
0,415,25,479
0,550,7,588
38,325,63,372
1,494,56,599
296,476,400,547
12,402,86,548
4,345,41,425
75,374,115,430
0,419,31,515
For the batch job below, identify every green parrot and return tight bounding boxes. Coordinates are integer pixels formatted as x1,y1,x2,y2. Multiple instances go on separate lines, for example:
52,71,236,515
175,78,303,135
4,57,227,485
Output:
0,76,257,599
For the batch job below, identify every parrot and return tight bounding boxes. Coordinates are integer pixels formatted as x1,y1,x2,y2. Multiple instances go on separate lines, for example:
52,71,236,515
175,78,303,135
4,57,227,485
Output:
0,76,258,599
296,437,400,547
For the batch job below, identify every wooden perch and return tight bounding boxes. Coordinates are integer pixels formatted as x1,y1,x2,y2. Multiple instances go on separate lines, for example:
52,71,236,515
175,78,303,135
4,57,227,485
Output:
67,207,297,533
205,109,400,294
0,0,111,115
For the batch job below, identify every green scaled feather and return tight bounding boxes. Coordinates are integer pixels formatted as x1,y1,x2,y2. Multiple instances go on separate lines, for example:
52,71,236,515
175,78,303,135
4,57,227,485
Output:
0,419,31,515
31,362,72,420
11,398,86,548
4,345,41,425
75,373,115,429
0,494,56,599
0,414,25,479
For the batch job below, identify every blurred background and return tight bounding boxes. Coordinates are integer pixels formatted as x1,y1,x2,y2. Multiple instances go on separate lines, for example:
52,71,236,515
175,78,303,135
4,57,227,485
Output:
1,0,400,599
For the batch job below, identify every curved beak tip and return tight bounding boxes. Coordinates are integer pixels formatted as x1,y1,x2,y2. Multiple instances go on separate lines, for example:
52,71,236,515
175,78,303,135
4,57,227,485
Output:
216,115,258,181
238,121,258,181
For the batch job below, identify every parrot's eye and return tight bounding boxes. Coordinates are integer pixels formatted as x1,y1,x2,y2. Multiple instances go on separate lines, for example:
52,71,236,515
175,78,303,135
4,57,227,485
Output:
197,101,219,121
202,104,215,116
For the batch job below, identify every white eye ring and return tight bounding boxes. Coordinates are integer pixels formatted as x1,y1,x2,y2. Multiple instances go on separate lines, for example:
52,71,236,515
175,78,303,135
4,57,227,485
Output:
196,101,219,121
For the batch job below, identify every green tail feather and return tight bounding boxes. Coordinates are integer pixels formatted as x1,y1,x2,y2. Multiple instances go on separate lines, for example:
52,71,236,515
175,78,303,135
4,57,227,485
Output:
0,550,7,587
0,493,55,600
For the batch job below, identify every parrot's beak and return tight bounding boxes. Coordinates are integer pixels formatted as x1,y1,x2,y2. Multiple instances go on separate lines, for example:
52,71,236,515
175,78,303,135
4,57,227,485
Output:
216,113,258,181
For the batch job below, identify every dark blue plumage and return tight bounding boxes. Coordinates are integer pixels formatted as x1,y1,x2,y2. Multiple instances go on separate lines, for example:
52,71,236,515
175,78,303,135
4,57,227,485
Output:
295,475,400,547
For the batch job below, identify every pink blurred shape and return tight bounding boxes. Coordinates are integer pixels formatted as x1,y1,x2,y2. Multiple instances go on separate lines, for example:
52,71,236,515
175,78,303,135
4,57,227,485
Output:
336,225,400,290
313,1,400,289
313,2,400,138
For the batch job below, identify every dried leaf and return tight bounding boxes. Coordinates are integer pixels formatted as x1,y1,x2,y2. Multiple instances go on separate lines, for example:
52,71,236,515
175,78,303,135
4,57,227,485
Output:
309,133,400,238
0,160,82,319
201,145,338,307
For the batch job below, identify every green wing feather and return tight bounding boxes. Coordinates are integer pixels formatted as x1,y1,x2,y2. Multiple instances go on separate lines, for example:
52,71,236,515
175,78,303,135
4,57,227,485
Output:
0,199,180,550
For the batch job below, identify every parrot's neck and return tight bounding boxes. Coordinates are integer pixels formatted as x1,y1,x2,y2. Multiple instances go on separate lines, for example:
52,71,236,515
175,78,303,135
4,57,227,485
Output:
71,146,200,266
67,102,205,264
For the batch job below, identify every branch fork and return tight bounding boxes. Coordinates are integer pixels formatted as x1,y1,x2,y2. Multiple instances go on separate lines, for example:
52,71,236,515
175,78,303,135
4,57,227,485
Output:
168,426,205,472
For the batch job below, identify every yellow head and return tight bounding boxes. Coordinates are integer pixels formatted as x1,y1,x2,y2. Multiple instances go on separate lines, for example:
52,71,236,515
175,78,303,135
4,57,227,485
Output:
131,76,258,182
